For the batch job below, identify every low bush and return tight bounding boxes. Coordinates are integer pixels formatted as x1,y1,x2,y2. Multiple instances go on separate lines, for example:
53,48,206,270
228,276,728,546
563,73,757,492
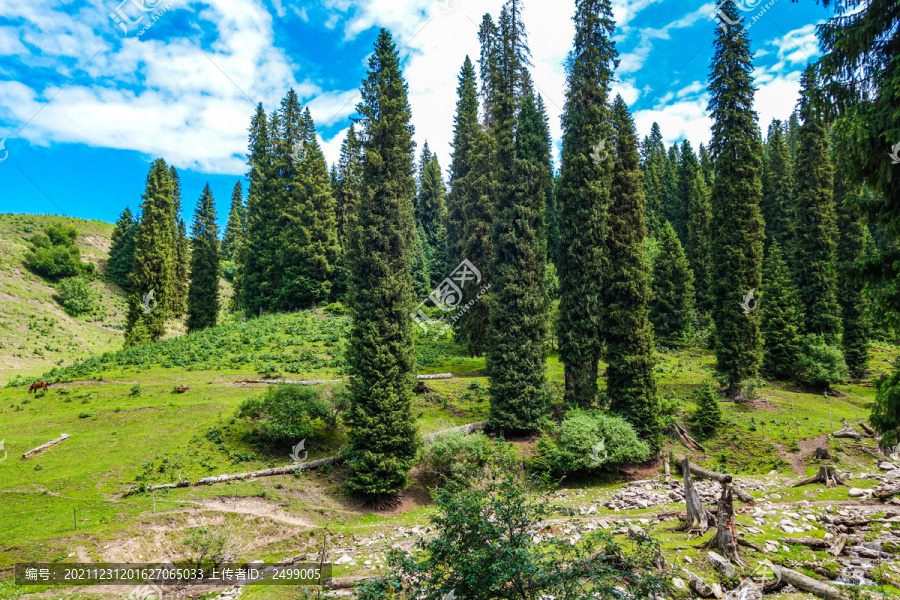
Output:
236,384,332,446
418,430,495,481
794,334,849,388
55,276,95,315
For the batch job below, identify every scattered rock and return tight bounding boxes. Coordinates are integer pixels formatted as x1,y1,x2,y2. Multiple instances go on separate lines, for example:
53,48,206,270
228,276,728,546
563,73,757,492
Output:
707,551,736,579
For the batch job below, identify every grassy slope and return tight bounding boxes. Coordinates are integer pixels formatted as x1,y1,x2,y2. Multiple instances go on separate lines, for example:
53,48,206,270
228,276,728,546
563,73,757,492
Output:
0,304,897,600
0,214,127,384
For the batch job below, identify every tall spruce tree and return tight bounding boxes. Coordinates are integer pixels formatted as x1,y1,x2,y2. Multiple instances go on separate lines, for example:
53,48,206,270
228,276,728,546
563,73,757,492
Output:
661,145,680,237
332,124,364,300
794,66,841,343
673,140,700,242
707,0,765,389
487,94,550,432
168,166,189,317
417,145,449,280
125,159,175,346
446,57,479,273
345,29,419,501
186,184,220,333
557,0,618,407
604,96,660,448
649,222,695,345
760,242,804,378
685,172,712,311
221,181,246,263
640,123,667,236
107,207,137,288
835,169,869,376
477,15,501,131
761,120,794,251
699,143,715,189
412,222,432,299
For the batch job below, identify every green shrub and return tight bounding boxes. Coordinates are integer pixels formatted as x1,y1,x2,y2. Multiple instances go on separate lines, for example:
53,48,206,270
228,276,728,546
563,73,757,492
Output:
55,277,95,315
322,302,347,315
794,335,849,388
24,225,87,278
182,526,238,568
236,384,331,446
540,410,650,474
221,260,237,282
693,381,723,438
419,430,495,481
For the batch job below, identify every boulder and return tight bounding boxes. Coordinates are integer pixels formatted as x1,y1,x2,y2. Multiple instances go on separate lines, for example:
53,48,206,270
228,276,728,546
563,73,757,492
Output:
684,569,719,598
707,551,737,578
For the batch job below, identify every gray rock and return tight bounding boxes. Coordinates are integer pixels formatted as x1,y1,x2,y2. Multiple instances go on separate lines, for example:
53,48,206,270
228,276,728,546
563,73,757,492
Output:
684,569,719,599
707,551,736,578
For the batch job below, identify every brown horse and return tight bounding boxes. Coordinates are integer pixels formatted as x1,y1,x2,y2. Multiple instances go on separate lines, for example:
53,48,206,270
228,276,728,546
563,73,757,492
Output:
28,381,50,394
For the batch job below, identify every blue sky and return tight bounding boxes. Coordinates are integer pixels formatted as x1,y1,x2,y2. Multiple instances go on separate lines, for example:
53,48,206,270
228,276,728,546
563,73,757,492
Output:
0,0,830,230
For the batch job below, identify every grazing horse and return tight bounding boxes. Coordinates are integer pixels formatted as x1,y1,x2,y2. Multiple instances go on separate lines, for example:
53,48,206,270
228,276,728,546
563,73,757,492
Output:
28,381,50,394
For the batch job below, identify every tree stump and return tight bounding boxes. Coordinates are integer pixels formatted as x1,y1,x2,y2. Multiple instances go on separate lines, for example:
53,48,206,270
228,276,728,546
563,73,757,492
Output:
813,447,835,461
833,419,861,440
677,458,713,534
792,465,845,488
701,481,743,566
413,381,433,394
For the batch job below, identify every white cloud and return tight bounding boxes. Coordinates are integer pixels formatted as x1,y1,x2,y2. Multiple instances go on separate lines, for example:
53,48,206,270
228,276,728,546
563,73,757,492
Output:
771,23,820,64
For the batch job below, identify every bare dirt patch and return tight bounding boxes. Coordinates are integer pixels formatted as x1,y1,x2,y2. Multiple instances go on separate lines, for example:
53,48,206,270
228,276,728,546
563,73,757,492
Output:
191,496,314,527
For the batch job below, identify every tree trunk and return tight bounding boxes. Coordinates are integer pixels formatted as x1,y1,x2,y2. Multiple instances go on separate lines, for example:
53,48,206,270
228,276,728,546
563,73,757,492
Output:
860,422,875,436
771,565,851,600
677,458,713,533
833,420,861,439
701,482,743,566
681,456,756,504
670,423,705,452
22,433,70,458
792,465,845,488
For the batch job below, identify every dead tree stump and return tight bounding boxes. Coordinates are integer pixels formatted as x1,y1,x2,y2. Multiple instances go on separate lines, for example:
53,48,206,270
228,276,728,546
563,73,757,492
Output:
677,458,713,534
813,447,834,461
701,481,743,567
792,465,845,488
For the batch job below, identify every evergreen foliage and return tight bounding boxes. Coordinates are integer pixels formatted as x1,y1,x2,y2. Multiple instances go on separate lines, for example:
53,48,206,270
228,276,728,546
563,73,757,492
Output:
107,207,137,288
685,172,712,311
640,122,667,235
835,169,869,376
761,120,793,250
692,381,723,438
186,184,220,333
649,222,695,345
707,0,764,388
538,410,650,474
221,181,245,263
416,144,449,281
446,57,479,273
760,242,803,378
344,30,419,499
168,166,189,318
672,140,700,241
332,124,364,300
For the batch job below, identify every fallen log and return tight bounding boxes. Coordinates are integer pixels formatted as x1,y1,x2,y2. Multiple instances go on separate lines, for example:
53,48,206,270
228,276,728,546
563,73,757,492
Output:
860,422,875,436
828,533,848,557
737,538,763,552
681,457,756,505
233,378,343,385
671,423,705,452
423,421,487,442
22,433,70,459
792,465,845,488
147,480,191,490
875,483,900,500
416,373,454,380
833,419,861,440
778,537,830,549
770,565,851,600
323,577,378,590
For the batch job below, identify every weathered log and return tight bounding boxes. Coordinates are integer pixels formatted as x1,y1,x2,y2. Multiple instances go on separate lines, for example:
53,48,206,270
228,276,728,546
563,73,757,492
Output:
736,538,763,552
147,480,191,490
875,483,900,500
671,423,705,452
422,421,487,442
416,373,454,380
778,537,830,549
701,482,743,567
22,433,70,459
233,378,344,385
677,458,713,533
323,577,378,590
827,533,848,557
769,565,851,600
792,466,845,488
860,422,875,436
833,421,861,440
681,457,756,505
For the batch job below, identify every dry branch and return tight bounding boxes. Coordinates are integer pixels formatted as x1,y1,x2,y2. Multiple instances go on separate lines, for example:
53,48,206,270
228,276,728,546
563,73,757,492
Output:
833,419,861,440
670,423,705,452
778,537,830,549
680,457,756,504
22,434,70,459
860,422,875,436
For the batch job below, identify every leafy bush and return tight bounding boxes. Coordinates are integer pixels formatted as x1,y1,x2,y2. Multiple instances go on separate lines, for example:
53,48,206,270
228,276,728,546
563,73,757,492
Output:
236,384,331,446
221,260,237,282
182,526,239,568
692,381,723,438
24,225,88,278
419,430,495,481
55,277,95,315
537,410,650,474
794,335,849,388
359,449,668,600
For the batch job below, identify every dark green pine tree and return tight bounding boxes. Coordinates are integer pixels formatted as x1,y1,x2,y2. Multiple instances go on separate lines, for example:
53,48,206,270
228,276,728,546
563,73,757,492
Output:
236,104,277,315
332,124,364,301
125,159,175,346
673,140,700,242
168,166,189,318
699,143,715,189
661,145,680,237
417,145,449,280
107,207,137,288
545,170,561,269
412,222,432,299
761,120,794,250
487,94,550,432
760,242,804,378
640,122,667,235
649,222,695,345
835,170,869,376
477,14,501,131
221,181,246,263
707,0,765,389
557,0,618,407
793,66,841,343
186,184,220,333
685,172,712,311
604,96,660,448
446,57,479,273
279,107,339,308
344,29,419,501
786,111,801,166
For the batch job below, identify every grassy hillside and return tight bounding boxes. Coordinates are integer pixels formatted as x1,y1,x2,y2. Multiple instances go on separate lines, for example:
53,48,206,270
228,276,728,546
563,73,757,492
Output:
1,305,898,600
0,214,127,384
